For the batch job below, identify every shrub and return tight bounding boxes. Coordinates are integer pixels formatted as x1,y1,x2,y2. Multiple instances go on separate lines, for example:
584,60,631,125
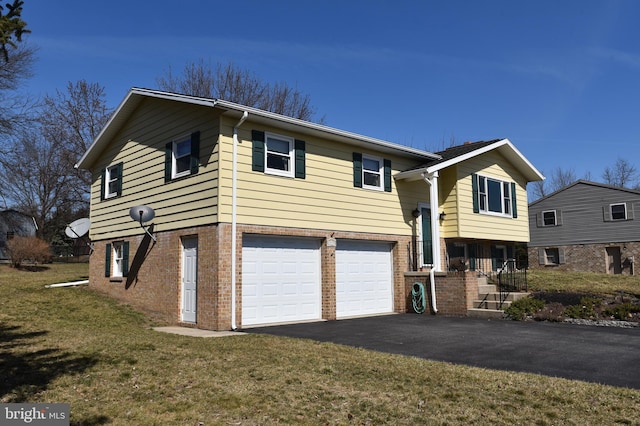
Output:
564,296,601,319
6,236,52,268
504,297,545,321
604,303,640,321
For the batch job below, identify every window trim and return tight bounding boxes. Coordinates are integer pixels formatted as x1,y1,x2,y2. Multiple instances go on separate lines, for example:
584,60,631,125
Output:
264,132,295,178
542,210,557,226
610,203,627,221
362,154,384,191
172,135,193,179
475,174,515,217
112,242,125,278
104,164,120,199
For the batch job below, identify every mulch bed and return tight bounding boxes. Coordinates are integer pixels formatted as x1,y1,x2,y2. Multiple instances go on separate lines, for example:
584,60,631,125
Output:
530,291,640,323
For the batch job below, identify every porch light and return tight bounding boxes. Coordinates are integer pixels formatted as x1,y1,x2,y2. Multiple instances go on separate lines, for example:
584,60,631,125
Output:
439,211,446,221
412,208,420,218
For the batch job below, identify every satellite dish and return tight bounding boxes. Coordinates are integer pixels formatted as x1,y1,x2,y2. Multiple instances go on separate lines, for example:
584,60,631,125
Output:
129,205,155,223
65,218,91,239
129,205,157,242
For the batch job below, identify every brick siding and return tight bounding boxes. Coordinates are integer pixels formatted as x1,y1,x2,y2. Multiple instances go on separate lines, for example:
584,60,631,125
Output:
89,223,413,331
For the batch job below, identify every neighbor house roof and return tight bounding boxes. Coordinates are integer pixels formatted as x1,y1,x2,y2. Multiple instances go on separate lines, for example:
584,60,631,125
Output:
76,88,442,170
394,139,545,182
529,180,640,206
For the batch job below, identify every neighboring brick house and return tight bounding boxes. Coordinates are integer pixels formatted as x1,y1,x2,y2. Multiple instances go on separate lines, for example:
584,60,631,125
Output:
528,180,640,274
0,209,37,261
76,88,543,330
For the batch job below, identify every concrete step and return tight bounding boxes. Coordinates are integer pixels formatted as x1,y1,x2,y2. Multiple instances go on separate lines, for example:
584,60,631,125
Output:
478,284,497,294
467,308,505,319
476,292,528,302
473,299,513,310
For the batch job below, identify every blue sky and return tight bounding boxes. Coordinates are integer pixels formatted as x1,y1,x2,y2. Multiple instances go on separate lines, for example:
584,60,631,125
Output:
21,0,640,186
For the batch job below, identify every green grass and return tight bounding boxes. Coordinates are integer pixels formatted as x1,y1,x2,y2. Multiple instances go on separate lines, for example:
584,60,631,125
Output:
528,269,640,296
2,263,640,425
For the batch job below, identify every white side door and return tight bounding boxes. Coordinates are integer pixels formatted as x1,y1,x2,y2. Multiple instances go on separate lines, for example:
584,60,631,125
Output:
181,237,198,323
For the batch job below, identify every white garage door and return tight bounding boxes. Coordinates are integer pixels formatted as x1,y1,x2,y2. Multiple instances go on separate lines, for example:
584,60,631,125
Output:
242,235,321,326
336,240,394,318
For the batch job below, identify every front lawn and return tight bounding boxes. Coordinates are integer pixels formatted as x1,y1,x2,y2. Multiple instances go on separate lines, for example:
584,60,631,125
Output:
1,263,639,424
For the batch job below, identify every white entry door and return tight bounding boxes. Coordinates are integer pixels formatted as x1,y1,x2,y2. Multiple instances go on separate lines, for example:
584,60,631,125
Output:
181,237,198,323
336,240,394,318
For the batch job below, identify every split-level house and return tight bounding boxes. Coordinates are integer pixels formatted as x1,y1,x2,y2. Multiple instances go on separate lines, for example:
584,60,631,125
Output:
528,180,640,274
76,88,543,330
0,209,38,261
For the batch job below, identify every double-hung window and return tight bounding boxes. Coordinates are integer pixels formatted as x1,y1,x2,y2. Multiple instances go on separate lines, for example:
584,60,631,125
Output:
265,132,294,177
610,203,627,220
473,174,517,218
543,210,557,226
165,131,200,182
352,152,392,192
362,155,383,190
105,241,129,278
251,130,306,179
101,162,123,200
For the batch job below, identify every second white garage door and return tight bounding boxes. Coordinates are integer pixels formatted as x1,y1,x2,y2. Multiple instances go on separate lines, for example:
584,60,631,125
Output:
336,240,394,318
242,235,321,327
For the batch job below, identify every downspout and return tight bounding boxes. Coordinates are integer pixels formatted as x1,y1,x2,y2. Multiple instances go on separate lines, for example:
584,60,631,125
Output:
231,111,248,330
421,171,441,313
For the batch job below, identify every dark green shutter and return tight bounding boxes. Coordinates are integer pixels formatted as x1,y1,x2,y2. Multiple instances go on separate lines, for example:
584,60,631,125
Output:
383,159,392,192
100,169,106,201
252,130,265,172
105,243,111,277
471,174,479,213
294,139,306,179
491,245,497,271
122,241,130,276
353,152,362,188
115,163,123,196
190,131,200,175
164,142,172,182
511,182,517,218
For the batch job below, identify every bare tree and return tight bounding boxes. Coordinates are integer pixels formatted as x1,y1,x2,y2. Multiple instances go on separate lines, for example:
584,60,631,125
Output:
602,158,639,189
0,130,73,238
0,81,111,241
550,167,577,192
157,60,319,122
39,80,112,194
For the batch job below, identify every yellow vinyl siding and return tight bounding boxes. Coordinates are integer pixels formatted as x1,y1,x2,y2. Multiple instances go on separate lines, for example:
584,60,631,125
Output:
218,117,427,236
88,98,221,240
452,151,530,242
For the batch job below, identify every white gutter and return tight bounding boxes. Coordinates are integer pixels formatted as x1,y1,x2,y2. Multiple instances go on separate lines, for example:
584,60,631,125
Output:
421,171,441,313
231,111,249,330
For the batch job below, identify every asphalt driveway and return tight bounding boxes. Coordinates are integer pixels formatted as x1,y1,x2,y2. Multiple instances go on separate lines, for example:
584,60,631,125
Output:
249,314,640,389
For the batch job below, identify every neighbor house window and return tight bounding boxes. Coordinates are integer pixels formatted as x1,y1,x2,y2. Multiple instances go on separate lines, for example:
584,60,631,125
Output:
105,241,129,278
265,132,294,177
165,131,200,182
610,203,627,220
543,210,557,226
352,152,392,192
538,247,564,266
472,174,517,218
251,130,306,179
101,162,123,200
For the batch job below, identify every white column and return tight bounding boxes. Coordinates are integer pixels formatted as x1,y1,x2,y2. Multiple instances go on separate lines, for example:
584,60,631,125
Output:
424,171,442,272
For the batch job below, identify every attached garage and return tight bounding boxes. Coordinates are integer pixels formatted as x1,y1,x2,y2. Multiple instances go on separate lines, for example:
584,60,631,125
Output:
336,240,394,318
242,235,322,326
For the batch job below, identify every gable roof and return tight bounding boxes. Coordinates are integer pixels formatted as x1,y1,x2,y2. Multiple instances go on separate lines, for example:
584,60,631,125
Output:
394,139,544,182
76,88,441,170
529,180,640,207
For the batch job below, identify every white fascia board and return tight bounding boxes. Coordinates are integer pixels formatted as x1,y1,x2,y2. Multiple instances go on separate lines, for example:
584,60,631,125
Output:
77,88,440,168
